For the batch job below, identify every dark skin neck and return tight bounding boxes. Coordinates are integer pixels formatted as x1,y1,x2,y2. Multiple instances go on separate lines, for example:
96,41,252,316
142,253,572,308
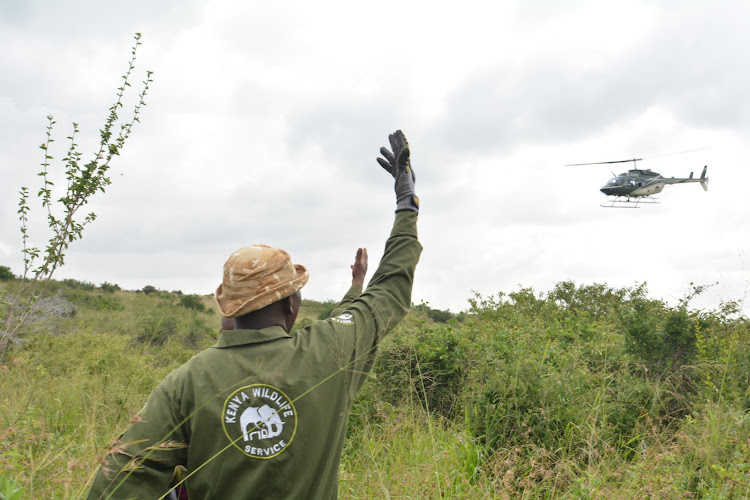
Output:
233,291,301,333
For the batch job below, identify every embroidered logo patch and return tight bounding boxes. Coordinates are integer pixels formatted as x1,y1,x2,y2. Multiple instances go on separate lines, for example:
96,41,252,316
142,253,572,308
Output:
222,384,297,459
332,312,355,325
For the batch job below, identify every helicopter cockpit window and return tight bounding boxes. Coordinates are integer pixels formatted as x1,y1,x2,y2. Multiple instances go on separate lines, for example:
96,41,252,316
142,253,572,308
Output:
607,177,623,186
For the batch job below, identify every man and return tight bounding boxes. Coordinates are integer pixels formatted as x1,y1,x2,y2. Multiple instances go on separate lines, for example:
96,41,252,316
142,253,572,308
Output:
87,130,421,499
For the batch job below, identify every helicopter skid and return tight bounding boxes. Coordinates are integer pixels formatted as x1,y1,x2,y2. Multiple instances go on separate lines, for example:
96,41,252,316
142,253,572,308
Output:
601,195,660,208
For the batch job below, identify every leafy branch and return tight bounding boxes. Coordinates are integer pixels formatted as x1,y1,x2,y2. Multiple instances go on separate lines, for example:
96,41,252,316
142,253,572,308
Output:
1,33,153,356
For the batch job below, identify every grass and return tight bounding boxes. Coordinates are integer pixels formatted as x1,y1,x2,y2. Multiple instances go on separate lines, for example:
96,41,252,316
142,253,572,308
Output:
1,329,184,498
1,279,749,498
341,405,486,499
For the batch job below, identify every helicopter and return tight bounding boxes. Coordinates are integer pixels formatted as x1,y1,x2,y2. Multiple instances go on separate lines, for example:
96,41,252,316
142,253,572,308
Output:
566,156,709,208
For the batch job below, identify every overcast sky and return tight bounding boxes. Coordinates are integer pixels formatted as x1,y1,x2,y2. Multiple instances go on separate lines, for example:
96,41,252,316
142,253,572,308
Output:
2,0,750,315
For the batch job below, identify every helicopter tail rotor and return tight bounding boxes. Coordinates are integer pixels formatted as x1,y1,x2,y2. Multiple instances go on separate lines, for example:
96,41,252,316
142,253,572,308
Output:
699,165,709,191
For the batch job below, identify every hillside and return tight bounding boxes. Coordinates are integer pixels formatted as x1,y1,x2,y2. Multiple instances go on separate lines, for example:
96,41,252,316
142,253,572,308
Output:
1,277,749,498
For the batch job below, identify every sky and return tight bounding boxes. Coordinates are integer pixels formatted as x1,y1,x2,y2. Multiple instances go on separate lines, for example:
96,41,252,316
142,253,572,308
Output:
2,0,750,315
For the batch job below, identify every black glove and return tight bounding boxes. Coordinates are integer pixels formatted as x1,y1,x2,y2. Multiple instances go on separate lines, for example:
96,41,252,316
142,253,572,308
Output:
377,130,419,213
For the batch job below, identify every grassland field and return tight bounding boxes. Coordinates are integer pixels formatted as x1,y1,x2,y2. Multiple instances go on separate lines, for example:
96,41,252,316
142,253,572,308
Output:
1,277,749,499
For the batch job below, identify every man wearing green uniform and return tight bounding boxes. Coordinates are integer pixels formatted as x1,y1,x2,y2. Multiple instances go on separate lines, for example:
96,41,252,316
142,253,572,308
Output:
88,130,422,499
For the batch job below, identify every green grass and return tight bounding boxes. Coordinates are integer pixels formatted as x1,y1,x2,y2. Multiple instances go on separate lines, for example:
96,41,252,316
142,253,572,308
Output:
1,279,749,498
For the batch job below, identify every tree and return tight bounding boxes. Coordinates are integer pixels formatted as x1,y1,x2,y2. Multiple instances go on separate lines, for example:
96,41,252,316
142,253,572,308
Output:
1,34,153,356
0,266,15,281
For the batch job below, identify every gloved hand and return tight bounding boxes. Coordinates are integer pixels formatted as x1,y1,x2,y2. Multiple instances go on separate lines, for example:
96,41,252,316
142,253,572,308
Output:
377,130,419,213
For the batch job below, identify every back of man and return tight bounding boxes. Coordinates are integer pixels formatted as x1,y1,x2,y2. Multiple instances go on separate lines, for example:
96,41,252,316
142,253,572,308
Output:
87,130,421,499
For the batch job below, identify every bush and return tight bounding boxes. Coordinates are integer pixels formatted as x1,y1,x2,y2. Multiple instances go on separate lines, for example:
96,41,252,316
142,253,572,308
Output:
455,285,720,458
136,310,180,345
142,285,158,295
99,281,121,293
0,266,16,281
623,300,704,373
135,308,214,347
376,324,468,418
413,302,454,323
179,294,206,312
182,314,215,348
547,280,634,320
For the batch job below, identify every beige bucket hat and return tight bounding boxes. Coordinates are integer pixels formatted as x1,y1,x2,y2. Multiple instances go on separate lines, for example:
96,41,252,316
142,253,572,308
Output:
215,244,309,318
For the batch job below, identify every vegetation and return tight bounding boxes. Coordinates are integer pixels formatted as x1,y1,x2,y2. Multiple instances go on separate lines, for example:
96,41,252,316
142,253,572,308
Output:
98,282,121,294
413,301,456,323
178,294,208,313
0,267,15,282
1,34,152,358
0,277,748,498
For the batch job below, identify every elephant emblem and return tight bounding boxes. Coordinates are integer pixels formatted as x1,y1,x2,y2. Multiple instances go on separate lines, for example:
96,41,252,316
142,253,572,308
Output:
239,404,283,441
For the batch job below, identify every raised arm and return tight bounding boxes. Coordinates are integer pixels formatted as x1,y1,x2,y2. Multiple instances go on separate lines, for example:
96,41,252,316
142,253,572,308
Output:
350,130,422,336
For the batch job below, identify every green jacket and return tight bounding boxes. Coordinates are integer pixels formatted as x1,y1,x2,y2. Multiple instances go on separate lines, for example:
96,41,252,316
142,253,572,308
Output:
88,211,421,499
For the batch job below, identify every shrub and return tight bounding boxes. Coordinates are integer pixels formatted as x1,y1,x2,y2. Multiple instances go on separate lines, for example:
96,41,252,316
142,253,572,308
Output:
1,34,152,357
182,314,215,348
463,329,661,457
623,299,705,374
135,308,213,347
376,324,468,418
99,281,121,293
413,302,454,323
317,300,338,320
456,287,684,458
547,280,636,320
179,294,206,312
142,285,158,295
0,266,16,281
136,310,180,345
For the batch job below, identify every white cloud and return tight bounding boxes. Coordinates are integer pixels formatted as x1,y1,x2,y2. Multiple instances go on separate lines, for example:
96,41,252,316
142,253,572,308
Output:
2,0,750,316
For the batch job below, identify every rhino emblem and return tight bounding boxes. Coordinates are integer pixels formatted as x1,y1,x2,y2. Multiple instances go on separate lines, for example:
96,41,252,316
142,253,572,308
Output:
240,404,283,441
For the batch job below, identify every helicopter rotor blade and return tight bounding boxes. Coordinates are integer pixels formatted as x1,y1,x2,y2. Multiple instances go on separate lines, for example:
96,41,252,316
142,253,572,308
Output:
565,147,710,167
565,158,642,166
642,147,711,160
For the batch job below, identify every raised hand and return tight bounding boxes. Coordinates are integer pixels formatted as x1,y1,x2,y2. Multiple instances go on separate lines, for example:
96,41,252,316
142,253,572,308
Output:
377,130,419,212
351,247,368,287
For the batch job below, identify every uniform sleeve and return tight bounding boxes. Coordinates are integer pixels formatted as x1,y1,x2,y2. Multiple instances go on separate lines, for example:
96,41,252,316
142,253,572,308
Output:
344,211,421,394
329,285,363,318
87,373,189,500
